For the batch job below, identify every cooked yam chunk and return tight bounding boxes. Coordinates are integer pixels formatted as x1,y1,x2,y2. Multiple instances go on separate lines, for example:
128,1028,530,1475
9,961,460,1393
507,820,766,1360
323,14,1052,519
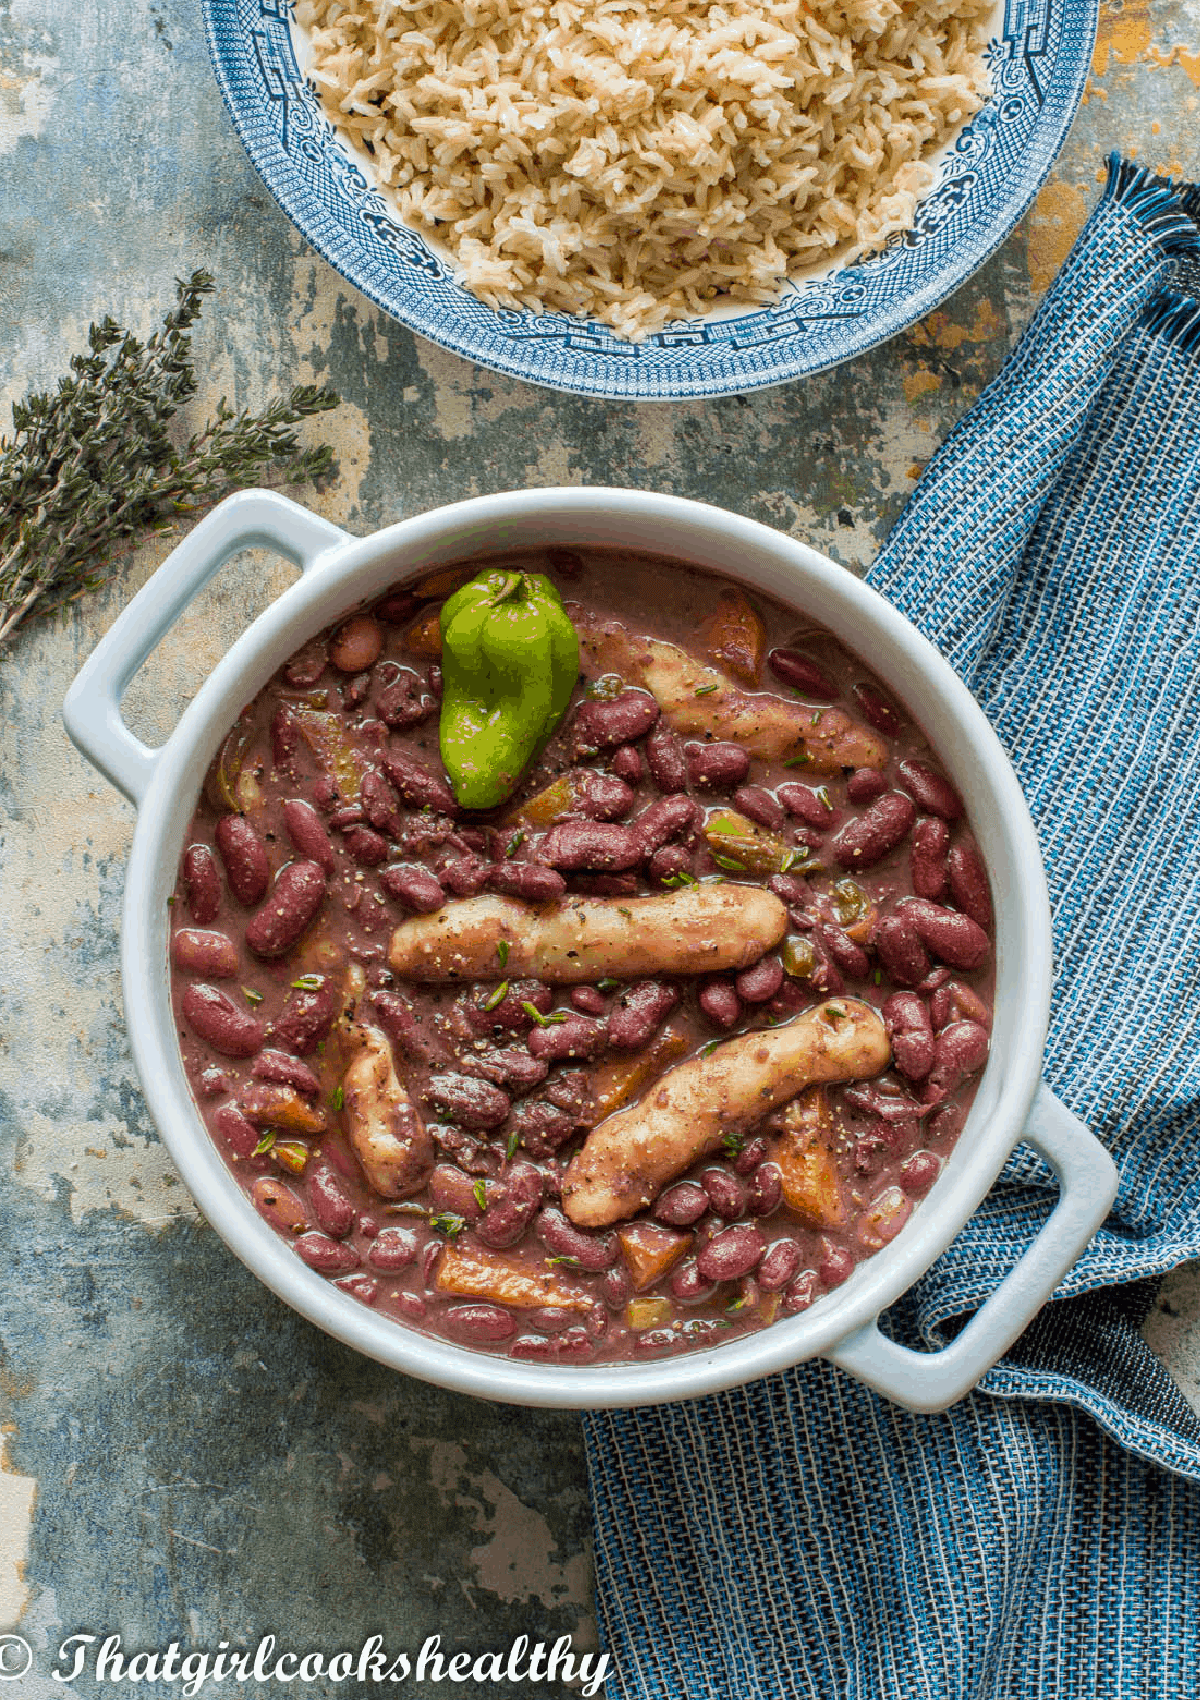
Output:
436,1241,592,1311
773,1086,847,1228
388,885,787,983
617,1222,691,1291
562,999,889,1226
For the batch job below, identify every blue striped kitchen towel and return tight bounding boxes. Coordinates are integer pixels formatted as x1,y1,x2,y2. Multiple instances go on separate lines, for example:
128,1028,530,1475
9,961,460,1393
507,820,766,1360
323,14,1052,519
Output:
583,157,1200,1699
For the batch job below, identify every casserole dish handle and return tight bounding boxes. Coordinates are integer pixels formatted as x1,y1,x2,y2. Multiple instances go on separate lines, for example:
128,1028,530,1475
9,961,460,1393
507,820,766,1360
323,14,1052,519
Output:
825,1086,1119,1412
62,491,350,807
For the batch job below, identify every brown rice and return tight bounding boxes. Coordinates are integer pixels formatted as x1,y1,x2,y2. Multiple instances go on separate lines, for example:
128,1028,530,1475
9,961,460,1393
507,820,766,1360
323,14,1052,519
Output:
295,0,992,340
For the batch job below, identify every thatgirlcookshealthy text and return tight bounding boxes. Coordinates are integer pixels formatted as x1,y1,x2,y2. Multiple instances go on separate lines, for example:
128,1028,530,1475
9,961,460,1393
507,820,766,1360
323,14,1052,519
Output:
49,1632,611,1695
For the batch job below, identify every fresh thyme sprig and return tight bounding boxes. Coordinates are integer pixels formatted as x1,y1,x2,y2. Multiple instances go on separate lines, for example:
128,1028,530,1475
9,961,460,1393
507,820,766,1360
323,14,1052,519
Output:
0,269,339,652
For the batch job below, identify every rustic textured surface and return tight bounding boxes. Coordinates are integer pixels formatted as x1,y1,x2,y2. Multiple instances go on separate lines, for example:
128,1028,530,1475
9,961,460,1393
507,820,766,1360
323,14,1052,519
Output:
0,0,1198,1684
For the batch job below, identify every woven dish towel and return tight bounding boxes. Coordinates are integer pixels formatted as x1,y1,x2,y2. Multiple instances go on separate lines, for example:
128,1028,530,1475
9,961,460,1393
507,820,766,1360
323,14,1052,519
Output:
583,157,1200,1700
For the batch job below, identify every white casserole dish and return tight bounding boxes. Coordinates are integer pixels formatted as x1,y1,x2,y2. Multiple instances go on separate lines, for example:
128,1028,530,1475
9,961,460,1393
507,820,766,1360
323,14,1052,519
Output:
63,487,1118,1411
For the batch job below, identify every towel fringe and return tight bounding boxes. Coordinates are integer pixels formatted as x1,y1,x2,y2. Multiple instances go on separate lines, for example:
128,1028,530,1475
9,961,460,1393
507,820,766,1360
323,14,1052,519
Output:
1141,289,1200,354
1103,152,1200,259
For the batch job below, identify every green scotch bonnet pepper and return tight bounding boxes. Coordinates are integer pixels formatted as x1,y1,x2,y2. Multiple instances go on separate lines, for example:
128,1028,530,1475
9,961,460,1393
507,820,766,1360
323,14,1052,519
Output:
438,567,580,810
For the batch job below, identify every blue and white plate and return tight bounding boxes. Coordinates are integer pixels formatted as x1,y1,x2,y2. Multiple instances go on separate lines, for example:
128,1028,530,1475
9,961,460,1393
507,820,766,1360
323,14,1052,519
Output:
202,0,1098,399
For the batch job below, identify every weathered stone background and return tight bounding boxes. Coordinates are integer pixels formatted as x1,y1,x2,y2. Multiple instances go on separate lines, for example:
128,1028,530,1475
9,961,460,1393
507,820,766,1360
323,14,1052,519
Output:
0,0,1197,1691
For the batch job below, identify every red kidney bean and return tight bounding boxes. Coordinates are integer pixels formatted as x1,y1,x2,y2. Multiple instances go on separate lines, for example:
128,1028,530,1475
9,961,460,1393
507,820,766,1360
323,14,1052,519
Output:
632,1328,677,1355
307,1169,356,1238
252,1175,308,1234
645,726,688,793
882,990,935,1080
336,1274,379,1305
377,665,437,729
846,767,887,804
341,672,371,708
252,1049,321,1095
735,955,784,1004
528,1307,575,1335
948,840,993,931
344,826,389,867
733,1137,769,1176
600,1263,633,1310
468,1049,548,1097
511,1329,596,1362
573,872,640,897
171,928,238,979
818,1242,856,1287
747,1163,782,1217
901,1150,942,1197
571,690,659,756
360,769,406,837
375,590,416,624
284,638,327,687
445,1304,516,1344
686,741,749,791
783,1269,818,1313
420,1241,442,1289
477,1161,543,1248
608,980,679,1050
758,1239,803,1291
485,861,567,902
910,817,950,900
926,1020,990,1097
527,1013,607,1061
328,804,364,830
807,936,846,996
272,975,341,1055
767,872,810,907
702,1169,746,1219
380,747,457,815
427,1073,511,1130
892,1030,935,1080
536,1207,618,1270
697,1225,765,1282
633,795,697,854
215,815,270,906
296,1231,361,1274
181,984,264,1058
379,862,445,913
246,861,327,958
900,899,990,969
270,705,301,769
440,853,491,896
655,1182,710,1227
852,682,902,735
733,786,784,830
330,613,383,674
699,979,741,1028
918,966,953,994
573,770,636,821
833,792,916,870
669,1261,717,1303
930,979,992,1032
394,1291,425,1321
609,744,644,785
181,844,221,924
281,799,335,873
778,783,837,829
767,649,840,699
465,979,552,1034
874,915,930,987
214,1102,259,1159
367,1228,418,1271
818,925,870,980
539,821,643,871
648,844,691,884
429,1164,484,1221
898,759,963,822
570,986,606,1015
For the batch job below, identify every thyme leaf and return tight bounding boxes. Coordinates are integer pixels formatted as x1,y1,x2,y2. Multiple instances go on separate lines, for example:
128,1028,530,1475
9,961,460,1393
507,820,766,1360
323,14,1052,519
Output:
0,271,339,653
